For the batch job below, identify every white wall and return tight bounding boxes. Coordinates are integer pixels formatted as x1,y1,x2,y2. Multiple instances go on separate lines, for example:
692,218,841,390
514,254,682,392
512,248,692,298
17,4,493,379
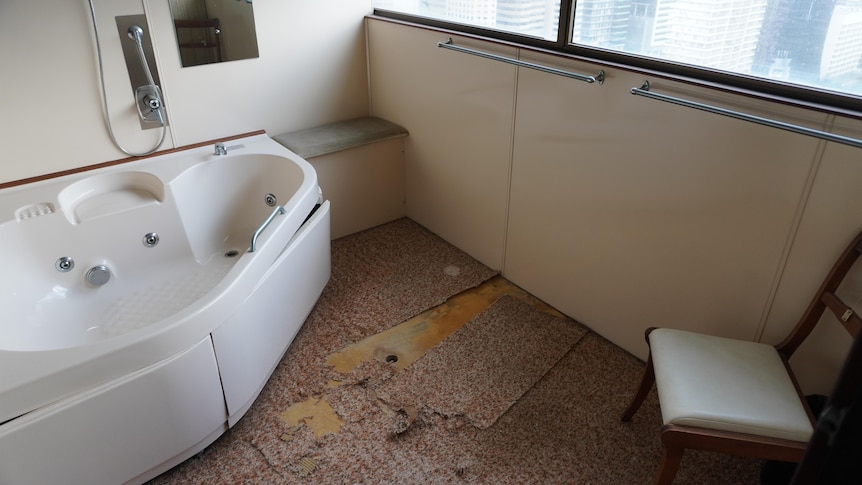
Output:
0,0,371,185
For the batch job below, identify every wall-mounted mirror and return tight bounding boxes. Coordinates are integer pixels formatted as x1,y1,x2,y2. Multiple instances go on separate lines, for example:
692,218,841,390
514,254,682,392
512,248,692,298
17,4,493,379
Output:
169,0,259,67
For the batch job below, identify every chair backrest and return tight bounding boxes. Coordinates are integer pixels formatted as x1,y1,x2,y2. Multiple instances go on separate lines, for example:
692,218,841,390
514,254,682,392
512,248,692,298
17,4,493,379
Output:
777,229,862,360
790,231,862,483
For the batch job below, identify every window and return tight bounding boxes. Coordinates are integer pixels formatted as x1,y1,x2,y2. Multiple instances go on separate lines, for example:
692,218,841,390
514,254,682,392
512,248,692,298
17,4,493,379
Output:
374,0,561,40
373,0,862,108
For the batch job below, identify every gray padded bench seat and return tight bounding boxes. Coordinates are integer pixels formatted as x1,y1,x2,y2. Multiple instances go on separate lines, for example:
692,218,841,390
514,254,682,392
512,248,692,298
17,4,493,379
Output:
273,117,408,159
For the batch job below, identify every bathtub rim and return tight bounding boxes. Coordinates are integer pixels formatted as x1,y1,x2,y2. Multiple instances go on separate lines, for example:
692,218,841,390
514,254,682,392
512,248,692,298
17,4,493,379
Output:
0,133,322,425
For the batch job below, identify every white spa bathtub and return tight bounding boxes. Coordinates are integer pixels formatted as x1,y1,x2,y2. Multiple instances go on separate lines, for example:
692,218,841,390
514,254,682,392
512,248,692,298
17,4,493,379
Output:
0,134,331,484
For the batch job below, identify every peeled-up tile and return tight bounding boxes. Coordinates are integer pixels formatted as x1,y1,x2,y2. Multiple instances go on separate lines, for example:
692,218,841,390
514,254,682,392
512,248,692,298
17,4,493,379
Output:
375,295,588,429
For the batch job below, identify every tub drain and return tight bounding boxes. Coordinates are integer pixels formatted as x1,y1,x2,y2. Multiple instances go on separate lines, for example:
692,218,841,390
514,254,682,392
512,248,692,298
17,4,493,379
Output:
385,354,399,364
55,256,75,272
224,250,240,258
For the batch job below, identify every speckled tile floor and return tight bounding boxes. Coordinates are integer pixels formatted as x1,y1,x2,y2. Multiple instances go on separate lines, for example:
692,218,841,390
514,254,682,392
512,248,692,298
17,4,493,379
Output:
148,218,763,484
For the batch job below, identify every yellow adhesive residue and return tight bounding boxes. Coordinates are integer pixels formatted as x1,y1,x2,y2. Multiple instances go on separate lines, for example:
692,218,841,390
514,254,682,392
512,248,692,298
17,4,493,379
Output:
278,397,343,437
326,276,563,375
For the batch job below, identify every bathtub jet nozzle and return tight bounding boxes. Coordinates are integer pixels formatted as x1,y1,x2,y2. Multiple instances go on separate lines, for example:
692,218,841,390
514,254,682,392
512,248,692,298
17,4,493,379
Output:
85,265,112,287
143,232,160,248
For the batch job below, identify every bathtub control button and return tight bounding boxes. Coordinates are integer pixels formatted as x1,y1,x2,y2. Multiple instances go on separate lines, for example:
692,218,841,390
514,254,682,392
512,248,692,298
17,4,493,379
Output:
143,232,160,248
55,256,75,272
85,265,112,287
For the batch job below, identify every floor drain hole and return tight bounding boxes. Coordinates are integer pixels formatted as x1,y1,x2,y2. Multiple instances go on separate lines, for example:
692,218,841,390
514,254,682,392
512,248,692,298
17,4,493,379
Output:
225,250,239,258
385,354,399,364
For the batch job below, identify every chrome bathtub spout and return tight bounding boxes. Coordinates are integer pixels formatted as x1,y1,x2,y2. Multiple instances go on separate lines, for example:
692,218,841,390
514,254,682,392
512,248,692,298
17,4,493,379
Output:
214,142,246,156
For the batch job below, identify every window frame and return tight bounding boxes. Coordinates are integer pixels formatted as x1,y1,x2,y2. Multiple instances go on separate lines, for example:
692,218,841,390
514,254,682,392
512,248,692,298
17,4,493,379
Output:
372,1,862,118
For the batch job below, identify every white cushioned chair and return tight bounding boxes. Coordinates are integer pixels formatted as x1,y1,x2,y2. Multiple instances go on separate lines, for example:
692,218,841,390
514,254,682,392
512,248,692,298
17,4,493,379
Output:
622,229,862,484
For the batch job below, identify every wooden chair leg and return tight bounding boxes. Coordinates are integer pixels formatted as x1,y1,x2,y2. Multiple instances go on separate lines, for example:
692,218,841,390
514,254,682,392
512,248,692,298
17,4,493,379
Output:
652,445,684,485
622,352,655,421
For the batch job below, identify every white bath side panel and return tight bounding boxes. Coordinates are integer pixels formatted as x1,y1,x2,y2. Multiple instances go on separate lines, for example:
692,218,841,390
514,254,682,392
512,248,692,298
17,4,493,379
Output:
503,52,824,362
367,19,515,270
212,202,331,426
0,337,226,485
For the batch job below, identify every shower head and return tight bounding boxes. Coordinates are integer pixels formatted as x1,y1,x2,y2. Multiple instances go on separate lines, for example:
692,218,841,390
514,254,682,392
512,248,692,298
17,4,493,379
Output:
127,25,144,45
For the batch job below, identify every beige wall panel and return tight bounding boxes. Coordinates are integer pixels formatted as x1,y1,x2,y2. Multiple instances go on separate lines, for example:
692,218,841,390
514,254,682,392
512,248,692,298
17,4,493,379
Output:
0,0,371,185
367,20,515,269
309,139,406,240
759,114,862,395
504,52,826,361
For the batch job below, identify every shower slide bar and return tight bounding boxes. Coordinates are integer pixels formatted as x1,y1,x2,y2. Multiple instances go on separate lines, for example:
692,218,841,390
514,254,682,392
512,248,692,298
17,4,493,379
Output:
437,38,605,85
631,81,862,150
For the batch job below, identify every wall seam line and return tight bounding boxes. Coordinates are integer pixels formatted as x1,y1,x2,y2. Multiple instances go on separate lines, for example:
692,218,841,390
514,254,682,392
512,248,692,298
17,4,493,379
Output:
753,115,833,343
499,48,520,275
364,17,374,117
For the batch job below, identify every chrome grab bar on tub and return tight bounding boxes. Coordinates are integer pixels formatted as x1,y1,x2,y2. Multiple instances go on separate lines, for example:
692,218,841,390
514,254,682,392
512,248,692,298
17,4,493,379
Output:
631,81,862,150
437,38,605,85
249,206,286,253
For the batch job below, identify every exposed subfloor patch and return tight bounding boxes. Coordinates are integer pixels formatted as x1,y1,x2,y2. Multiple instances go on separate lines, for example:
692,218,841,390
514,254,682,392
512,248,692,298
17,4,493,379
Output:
326,276,564,375
277,397,343,437
276,278,583,441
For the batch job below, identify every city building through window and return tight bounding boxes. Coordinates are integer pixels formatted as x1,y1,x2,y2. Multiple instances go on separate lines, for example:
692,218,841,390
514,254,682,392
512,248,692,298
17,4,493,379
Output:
374,0,862,102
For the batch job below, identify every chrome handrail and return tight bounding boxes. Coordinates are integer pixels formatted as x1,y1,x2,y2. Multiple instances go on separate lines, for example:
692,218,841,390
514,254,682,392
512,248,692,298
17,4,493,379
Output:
249,206,286,253
438,38,604,85
631,81,862,149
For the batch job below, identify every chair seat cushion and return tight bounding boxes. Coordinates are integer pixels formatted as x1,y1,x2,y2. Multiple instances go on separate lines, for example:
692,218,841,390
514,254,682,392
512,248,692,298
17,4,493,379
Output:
649,328,813,442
